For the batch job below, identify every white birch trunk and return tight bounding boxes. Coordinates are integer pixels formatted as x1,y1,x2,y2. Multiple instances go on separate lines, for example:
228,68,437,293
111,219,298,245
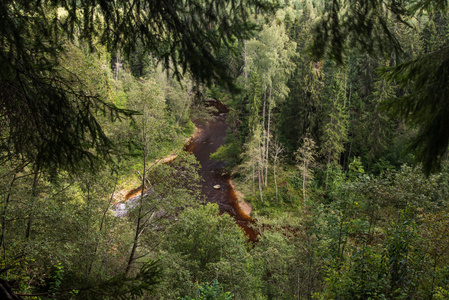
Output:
265,88,272,187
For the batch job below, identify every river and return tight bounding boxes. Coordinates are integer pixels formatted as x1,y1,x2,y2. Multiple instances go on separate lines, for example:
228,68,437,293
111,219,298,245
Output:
116,99,257,240
185,100,257,242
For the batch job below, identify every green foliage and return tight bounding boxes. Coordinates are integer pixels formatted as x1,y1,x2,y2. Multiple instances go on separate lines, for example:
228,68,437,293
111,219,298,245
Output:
1,38,136,174
165,203,245,277
381,46,449,174
3,1,449,299
210,144,240,169
278,3,324,155
48,263,65,293
207,85,222,100
93,261,162,300
0,0,277,175
180,280,234,300
252,214,324,299
311,161,449,298
310,0,405,64
387,209,418,298
322,245,389,299
210,132,242,169
310,0,449,174
320,66,348,165
295,136,317,201
157,203,264,299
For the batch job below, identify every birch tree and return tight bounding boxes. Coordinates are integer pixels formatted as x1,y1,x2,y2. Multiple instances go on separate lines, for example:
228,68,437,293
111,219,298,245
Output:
244,15,296,187
270,138,284,201
295,137,316,202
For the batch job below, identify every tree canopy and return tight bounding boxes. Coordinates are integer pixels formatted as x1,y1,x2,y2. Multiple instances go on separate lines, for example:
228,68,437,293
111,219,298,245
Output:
311,0,449,174
0,0,275,173
3,1,449,299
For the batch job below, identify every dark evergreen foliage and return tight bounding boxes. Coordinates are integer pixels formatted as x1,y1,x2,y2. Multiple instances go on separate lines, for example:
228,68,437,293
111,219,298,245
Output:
0,0,276,173
310,0,405,64
381,46,449,174
311,0,449,174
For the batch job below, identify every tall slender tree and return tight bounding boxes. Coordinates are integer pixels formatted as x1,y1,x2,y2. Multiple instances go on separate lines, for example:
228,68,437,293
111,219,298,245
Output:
311,0,449,173
320,68,348,189
244,17,296,186
296,136,316,202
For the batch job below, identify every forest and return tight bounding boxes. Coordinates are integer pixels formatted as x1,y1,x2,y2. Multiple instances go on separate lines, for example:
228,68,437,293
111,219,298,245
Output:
1,0,449,299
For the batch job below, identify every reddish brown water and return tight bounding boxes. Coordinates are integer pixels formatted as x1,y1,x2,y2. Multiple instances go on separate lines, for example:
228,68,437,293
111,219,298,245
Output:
125,186,143,199
185,100,257,242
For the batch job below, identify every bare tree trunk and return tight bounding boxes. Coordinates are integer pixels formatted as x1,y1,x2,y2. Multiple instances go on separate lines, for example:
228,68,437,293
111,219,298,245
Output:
297,269,301,300
272,140,283,202
126,171,145,276
177,81,193,127
84,185,91,278
261,97,266,182
287,182,292,204
87,177,118,276
302,161,307,202
126,107,149,276
265,106,271,187
243,40,248,82
115,56,121,80
26,167,40,240
274,156,278,201
265,87,272,187
325,152,332,191
1,174,16,272
252,162,255,196
344,73,347,108
347,136,353,170
346,83,353,170
126,203,143,276
258,167,264,203
337,215,347,260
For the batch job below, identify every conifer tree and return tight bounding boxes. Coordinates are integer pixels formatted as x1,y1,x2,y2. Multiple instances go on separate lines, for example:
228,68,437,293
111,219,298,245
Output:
311,0,449,173
279,2,324,155
0,0,276,173
320,69,348,188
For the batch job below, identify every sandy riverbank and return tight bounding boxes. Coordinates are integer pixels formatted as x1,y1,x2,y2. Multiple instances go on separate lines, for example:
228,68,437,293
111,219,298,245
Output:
116,126,201,203
229,179,252,217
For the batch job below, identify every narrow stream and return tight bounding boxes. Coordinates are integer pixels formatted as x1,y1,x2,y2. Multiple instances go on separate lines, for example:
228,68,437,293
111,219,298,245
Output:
185,100,257,242
117,100,257,240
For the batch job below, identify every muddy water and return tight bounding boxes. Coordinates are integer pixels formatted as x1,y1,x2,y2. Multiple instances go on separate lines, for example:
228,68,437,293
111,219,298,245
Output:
185,100,257,242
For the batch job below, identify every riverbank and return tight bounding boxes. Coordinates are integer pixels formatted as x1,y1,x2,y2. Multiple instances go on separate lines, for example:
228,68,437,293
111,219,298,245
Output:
116,100,257,239
229,179,252,217
115,124,200,204
185,99,258,240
